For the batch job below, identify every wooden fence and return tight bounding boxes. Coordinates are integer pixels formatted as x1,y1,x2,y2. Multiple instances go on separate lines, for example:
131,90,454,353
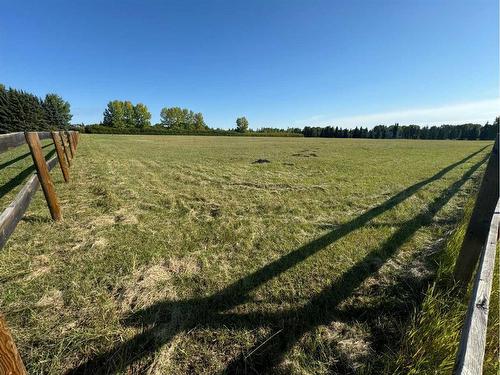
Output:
0,130,79,375
454,199,499,374
453,135,499,374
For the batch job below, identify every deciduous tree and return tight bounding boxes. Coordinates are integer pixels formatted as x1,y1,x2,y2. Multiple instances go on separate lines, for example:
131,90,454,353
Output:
236,117,249,133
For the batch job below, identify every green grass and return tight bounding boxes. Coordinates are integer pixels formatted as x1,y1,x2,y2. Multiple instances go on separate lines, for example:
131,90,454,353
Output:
0,135,493,374
384,202,499,375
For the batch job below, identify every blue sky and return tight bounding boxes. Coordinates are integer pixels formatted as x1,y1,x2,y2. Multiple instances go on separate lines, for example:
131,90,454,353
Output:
1,0,498,129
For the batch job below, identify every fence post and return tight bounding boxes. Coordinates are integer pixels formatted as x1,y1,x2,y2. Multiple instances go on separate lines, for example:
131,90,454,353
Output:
59,131,72,166
24,132,62,221
66,131,76,158
71,132,78,151
73,131,79,148
51,132,70,182
453,135,499,287
0,314,27,375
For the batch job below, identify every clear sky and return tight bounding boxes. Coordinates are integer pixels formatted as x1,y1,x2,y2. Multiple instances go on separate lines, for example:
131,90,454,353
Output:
1,0,498,129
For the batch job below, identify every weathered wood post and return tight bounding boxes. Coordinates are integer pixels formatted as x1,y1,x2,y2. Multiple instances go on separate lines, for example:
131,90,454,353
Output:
74,131,79,148
59,131,72,166
453,135,499,287
25,132,62,221
72,132,78,150
0,314,26,375
51,131,70,182
66,131,75,158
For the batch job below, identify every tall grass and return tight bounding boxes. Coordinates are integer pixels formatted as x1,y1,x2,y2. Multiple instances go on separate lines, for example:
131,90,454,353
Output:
385,200,499,374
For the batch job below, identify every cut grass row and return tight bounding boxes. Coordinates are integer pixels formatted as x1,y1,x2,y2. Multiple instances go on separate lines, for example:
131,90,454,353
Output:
0,135,494,374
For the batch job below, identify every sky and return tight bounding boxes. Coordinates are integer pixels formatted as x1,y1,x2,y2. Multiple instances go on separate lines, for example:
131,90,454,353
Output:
0,0,498,129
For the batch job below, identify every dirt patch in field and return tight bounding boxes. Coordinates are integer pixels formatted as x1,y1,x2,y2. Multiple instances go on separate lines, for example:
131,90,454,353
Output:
292,150,319,158
252,159,271,164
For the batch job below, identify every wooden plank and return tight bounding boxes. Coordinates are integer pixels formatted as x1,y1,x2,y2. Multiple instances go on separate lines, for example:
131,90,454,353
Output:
0,155,57,249
0,132,52,154
59,131,72,166
454,135,499,286
0,314,26,375
25,132,61,221
454,199,500,375
0,133,25,154
51,132,69,182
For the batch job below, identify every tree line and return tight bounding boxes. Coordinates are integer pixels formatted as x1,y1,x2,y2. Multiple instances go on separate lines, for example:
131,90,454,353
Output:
303,121,498,140
0,84,497,140
0,84,72,133
102,101,209,131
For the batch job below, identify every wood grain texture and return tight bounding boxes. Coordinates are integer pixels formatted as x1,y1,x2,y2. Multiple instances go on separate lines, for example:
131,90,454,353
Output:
0,314,26,375
454,199,500,375
51,132,70,182
66,131,75,159
70,132,76,152
72,131,78,149
0,132,52,154
25,132,62,221
59,131,72,166
0,133,25,154
0,156,57,249
454,135,499,286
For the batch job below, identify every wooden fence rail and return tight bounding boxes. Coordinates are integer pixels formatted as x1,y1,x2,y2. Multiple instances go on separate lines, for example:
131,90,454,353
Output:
454,199,500,374
452,135,499,374
0,130,80,375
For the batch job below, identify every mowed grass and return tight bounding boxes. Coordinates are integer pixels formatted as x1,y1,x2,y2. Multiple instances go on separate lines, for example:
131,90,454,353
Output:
0,135,493,374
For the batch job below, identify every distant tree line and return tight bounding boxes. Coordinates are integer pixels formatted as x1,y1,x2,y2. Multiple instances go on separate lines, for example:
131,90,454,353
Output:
303,121,499,140
83,124,303,137
1,85,497,140
0,84,72,133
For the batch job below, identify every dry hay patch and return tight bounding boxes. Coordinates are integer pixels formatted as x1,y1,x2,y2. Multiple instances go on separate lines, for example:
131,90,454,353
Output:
114,208,139,225
289,321,372,373
36,289,64,309
117,265,175,311
90,215,115,227
25,254,52,281
116,256,199,312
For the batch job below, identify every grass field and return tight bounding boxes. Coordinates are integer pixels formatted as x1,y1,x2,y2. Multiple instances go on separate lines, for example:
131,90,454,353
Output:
0,135,494,374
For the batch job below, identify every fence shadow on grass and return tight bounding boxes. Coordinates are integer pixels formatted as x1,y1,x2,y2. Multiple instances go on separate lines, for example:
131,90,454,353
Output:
0,143,53,171
67,147,489,375
0,147,55,200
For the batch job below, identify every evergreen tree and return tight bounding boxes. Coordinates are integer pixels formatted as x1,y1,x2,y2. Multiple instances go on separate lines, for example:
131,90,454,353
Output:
43,94,72,129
